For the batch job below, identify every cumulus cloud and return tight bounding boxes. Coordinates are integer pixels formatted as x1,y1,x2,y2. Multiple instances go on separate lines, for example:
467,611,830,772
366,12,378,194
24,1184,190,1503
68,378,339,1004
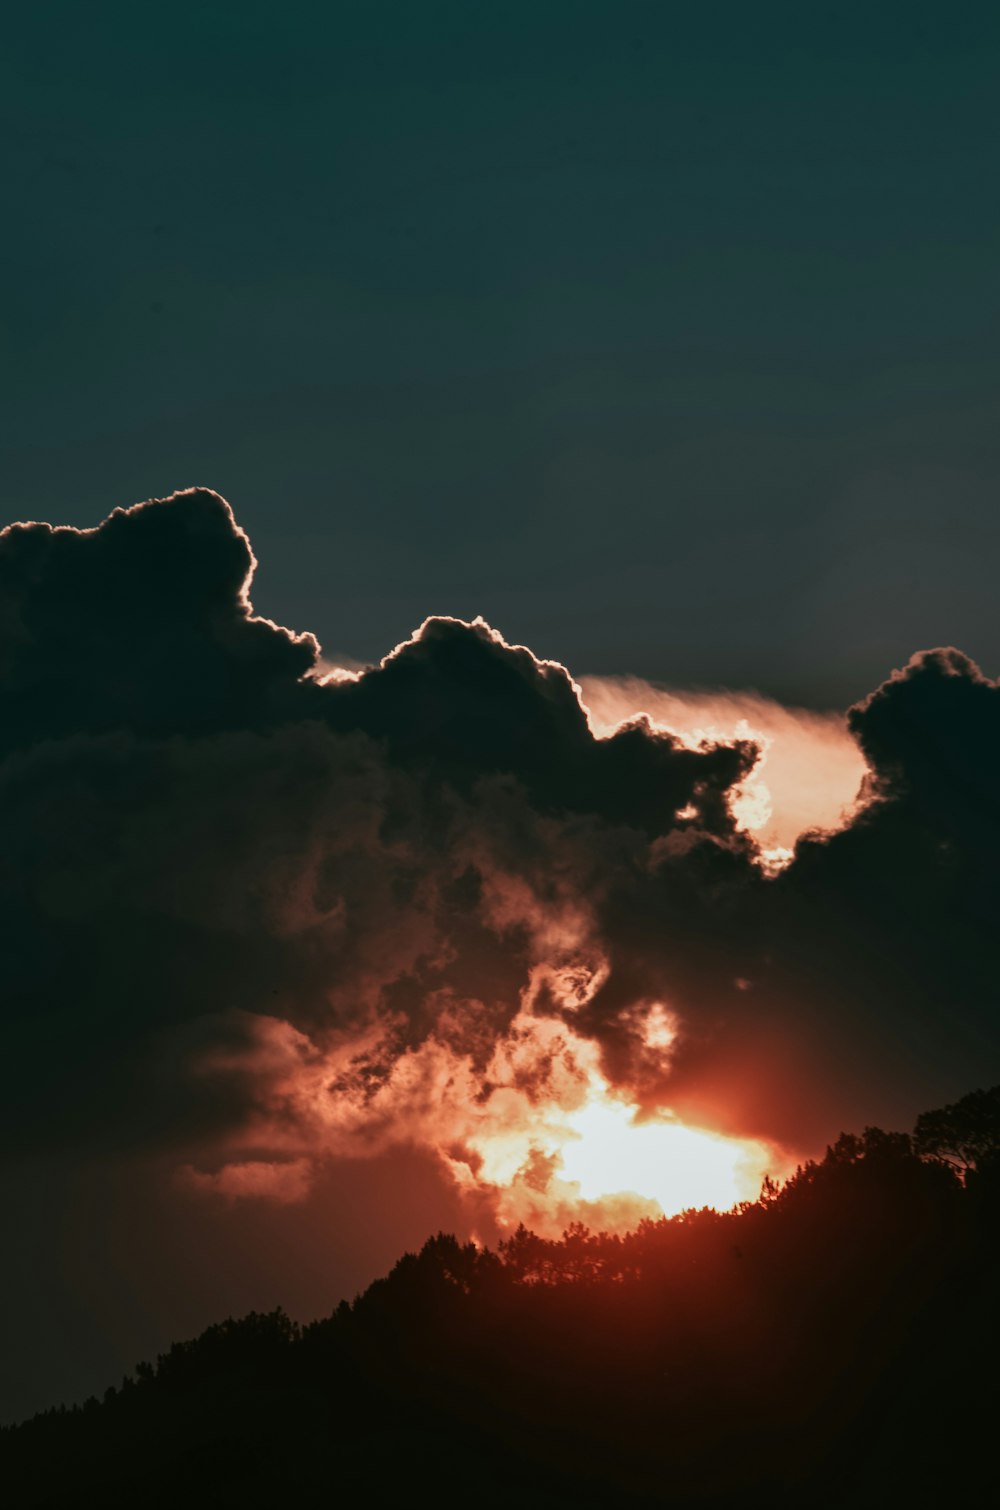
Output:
0,490,321,749
1,486,997,1245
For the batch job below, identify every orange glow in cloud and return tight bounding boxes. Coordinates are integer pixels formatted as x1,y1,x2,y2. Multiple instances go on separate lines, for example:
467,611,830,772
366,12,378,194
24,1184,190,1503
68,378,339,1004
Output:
191,987,786,1235
178,1157,313,1204
579,676,867,866
437,1026,781,1231
179,660,840,1230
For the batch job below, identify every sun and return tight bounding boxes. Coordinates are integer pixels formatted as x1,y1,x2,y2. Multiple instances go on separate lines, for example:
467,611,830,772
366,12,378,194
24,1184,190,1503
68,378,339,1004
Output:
559,1092,774,1217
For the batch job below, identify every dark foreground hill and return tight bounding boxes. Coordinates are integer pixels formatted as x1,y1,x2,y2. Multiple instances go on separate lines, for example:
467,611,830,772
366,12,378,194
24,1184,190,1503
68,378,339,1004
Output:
3,1090,999,1509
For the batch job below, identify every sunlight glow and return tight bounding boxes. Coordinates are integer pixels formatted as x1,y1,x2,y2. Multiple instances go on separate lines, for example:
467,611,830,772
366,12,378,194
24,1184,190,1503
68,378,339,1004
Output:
213,992,783,1232
560,1093,773,1217
580,676,868,861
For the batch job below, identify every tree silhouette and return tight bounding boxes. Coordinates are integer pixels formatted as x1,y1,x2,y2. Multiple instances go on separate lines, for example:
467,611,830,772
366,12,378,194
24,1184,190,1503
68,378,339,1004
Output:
913,1083,1000,1175
1,1090,997,1508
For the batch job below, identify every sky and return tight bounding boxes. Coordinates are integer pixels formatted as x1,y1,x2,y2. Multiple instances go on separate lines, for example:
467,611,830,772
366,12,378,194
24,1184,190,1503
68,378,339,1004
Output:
4,2,1000,701
3,1,1000,1425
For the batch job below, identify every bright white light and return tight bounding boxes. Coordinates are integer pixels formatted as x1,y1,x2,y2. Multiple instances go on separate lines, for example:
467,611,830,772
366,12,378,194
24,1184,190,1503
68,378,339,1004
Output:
560,1096,771,1216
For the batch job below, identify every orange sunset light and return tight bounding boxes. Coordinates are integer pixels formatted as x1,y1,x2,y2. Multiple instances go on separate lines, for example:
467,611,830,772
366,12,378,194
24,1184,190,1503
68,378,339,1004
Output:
452,1047,784,1230
560,1092,776,1217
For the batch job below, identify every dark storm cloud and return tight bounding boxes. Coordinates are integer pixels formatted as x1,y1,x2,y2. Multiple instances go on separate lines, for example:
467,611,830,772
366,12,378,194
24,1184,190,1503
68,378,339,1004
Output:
0,489,756,1162
635,647,1000,1142
326,613,756,833
1,488,997,1171
0,491,321,748
771,649,1000,1119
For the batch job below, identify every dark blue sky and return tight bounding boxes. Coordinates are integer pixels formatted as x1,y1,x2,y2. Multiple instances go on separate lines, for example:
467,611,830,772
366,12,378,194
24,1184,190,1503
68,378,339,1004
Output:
4,1,1000,703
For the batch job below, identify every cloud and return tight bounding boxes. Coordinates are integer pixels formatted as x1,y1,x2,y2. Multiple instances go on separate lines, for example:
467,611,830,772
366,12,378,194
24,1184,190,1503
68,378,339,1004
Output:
0,489,321,751
325,613,759,836
774,646,1000,1107
178,1158,314,1205
1,485,997,1250
645,646,1000,1144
